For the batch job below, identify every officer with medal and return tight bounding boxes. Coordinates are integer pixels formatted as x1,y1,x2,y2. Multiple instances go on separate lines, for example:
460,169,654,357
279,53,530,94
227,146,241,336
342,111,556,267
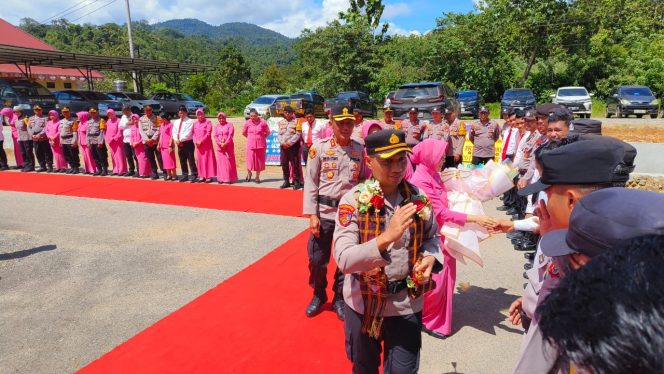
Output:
381,107,397,130
87,107,108,176
58,106,80,174
469,106,500,165
139,104,161,180
399,107,424,147
424,107,456,168
277,106,303,189
303,105,368,320
333,129,444,373
27,105,53,172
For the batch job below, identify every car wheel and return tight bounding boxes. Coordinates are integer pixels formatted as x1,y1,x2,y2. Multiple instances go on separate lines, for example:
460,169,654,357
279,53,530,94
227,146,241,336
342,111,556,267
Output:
650,113,658,119
616,107,623,118
605,107,612,118
636,114,643,118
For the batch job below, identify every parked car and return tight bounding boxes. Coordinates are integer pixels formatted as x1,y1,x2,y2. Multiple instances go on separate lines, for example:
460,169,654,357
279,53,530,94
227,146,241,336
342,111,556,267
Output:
605,85,659,119
105,91,162,114
551,86,593,118
150,92,206,116
0,78,58,116
243,94,288,119
501,88,536,113
271,91,326,117
324,91,376,117
53,90,122,116
384,91,395,108
389,82,459,119
456,90,482,119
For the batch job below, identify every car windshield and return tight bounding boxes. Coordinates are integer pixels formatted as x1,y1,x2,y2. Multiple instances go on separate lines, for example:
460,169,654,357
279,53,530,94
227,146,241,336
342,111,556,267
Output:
291,93,311,100
504,89,533,98
174,93,194,101
621,87,653,96
395,86,439,99
558,88,588,97
457,91,478,99
338,92,359,100
84,91,112,100
126,93,148,100
254,96,276,104
12,84,52,96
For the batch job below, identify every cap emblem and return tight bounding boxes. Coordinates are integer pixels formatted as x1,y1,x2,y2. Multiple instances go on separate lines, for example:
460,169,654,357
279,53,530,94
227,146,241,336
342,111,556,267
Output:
389,134,399,144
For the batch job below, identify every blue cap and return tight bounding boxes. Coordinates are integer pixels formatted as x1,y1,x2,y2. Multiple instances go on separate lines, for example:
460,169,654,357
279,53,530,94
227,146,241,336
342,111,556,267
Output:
540,188,664,258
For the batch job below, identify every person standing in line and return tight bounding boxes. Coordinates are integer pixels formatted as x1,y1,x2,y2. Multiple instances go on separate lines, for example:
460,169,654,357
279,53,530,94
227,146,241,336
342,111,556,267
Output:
104,109,127,176
157,111,177,181
76,111,96,174
443,107,466,168
277,106,302,189
130,113,151,178
469,106,500,166
381,107,397,130
350,108,365,144
242,108,270,183
0,107,24,169
172,105,198,183
87,108,108,176
58,107,79,174
14,106,34,172
0,114,7,170
192,108,216,183
213,112,238,184
139,105,161,180
300,109,325,167
400,107,424,147
118,106,137,177
28,105,53,172
45,110,67,172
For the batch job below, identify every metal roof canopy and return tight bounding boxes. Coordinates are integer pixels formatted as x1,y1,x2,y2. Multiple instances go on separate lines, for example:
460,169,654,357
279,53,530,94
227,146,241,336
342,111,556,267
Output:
0,44,213,91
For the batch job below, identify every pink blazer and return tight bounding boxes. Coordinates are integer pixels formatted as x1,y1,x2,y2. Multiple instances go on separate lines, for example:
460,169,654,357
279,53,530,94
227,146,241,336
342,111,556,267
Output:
242,119,269,150
214,122,234,148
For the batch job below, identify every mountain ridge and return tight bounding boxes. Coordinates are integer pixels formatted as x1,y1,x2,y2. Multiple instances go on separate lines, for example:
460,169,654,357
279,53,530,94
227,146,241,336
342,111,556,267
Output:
151,19,294,46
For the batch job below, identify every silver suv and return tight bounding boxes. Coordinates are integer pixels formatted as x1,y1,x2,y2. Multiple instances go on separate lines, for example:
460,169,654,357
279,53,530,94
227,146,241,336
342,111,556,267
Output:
551,86,592,118
106,92,162,114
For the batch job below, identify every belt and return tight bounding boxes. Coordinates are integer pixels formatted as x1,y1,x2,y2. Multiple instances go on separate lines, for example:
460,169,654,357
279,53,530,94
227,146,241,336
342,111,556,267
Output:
318,195,339,208
89,132,100,136
387,279,408,294
61,134,73,139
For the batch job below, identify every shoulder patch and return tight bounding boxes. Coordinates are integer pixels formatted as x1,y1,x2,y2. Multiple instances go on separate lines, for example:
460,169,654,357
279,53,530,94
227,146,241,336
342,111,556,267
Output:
338,204,355,227
309,147,317,159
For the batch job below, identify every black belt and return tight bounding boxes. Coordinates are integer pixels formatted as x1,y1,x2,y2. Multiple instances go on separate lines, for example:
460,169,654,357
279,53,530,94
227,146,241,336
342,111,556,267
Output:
61,134,73,139
318,195,339,208
89,132,100,136
387,279,408,294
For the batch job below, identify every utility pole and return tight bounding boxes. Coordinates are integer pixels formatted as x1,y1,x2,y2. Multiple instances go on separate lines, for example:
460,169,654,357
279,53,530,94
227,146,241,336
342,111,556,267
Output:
124,0,138,92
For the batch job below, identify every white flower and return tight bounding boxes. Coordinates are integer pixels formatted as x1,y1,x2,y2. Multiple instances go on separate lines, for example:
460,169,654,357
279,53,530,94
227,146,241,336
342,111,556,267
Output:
358,191,372,204
420,206,432,221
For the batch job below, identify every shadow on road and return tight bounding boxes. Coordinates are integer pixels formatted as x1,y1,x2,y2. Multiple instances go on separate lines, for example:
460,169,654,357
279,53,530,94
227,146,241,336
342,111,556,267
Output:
0,245,57,261
452,284,523,336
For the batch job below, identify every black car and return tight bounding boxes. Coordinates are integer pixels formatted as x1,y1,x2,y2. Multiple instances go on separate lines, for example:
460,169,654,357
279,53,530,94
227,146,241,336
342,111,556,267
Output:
501,88,536,112
0,78,58,116
456,90,482,119
53,90,123,116
389,82,459,119
324,91,376,117
605,85,659,119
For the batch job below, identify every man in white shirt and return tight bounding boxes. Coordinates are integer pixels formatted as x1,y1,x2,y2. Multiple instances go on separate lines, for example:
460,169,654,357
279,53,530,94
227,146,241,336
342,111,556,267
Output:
172,105,198,182
300,109,326,167
118,105,137,177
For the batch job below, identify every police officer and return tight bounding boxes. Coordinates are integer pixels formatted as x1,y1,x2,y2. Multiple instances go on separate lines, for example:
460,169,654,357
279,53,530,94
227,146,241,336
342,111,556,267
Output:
381,107,397,130
400,107,423,147
58,106,80,174
351,107,365,144
469,106,500,165
138,105,161,179
15,106,35,172
277,106,302,189
443,107,465,168
333,129,444,373
87,107,108,176
303,105,368,320
28,105,53,172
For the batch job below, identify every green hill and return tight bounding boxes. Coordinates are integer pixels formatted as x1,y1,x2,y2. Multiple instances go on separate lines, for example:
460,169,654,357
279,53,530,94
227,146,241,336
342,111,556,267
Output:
151,19,293,46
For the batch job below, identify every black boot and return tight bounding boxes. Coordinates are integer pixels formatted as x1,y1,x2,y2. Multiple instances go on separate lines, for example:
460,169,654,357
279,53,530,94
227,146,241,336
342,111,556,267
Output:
305,294,327,318
332,297,345,321
293,181,303,190
280,181,291,189
93,168,102,176
101,167,108,176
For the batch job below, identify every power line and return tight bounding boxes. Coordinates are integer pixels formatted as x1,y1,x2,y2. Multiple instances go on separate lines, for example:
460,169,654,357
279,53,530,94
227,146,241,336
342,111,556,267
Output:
40,0,101,24
69,0,119,23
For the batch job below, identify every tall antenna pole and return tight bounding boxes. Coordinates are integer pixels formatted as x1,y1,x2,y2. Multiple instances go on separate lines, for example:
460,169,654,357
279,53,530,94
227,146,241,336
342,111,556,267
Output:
124,0,138,92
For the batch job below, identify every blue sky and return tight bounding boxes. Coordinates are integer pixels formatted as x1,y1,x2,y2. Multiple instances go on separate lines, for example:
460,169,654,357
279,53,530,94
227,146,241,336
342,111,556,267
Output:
2,0,478,37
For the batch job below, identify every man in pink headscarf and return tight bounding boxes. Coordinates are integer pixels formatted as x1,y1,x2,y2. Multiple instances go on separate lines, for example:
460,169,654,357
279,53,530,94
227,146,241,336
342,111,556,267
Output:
408,139,497,339
1,107,23,169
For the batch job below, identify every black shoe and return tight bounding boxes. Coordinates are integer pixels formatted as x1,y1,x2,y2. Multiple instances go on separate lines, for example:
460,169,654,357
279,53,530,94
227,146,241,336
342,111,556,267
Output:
524,252,535,261
305,295,327,318
514,242,537,252
332,299,345,321
47,167,54,173
506,208,518,216
101,169,108,176
523,271,528,280
496,205,511,211
422,326,448,340
524,263,533,270
280,181,291,189
23,167,35,172
293,182,303,190
71,168,79,174
150,173,159,180
507,231,525,240
179,176,188,182
37,167,46,173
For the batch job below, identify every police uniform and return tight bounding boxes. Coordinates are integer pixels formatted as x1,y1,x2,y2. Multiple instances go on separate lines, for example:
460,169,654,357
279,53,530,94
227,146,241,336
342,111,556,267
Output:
139,113,161,178
424,107,454,169
27,108,53,171
277,107,302,189
303,107,368,319
469,113,500,165
59,111,80,173
333,129,444,373
87,112,108,175
381,108,397,130
15,109,35,171
446,116,465,168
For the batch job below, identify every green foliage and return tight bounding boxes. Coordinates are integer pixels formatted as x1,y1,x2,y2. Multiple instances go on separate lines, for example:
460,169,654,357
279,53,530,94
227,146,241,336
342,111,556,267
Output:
256,64,288,94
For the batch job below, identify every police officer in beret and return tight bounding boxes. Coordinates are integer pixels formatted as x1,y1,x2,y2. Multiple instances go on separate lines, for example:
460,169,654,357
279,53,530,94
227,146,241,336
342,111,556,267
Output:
303,106,368,320
333,129,444,373
469,106,500,165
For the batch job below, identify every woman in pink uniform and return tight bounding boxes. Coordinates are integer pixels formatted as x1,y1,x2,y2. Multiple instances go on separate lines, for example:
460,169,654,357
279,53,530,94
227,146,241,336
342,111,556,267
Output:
192,109,216,183
76,111,96,174
213,112,238,184
408,139,497,339
158,111,177,181
241,108,270,183
129,114,150,178
1,107,24,169
45,110,67,172
103,109,127,176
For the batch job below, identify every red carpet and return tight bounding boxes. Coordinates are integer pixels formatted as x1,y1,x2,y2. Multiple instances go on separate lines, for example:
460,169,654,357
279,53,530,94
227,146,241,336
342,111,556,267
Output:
0,172,302,217
78,230,351,374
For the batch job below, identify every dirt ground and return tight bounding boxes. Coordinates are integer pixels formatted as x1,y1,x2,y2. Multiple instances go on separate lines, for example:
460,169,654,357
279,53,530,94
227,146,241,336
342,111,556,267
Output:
602,125,664,143
626,175,664,193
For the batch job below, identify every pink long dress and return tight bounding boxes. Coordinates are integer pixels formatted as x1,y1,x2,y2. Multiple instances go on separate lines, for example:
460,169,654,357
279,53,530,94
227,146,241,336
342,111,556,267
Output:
408,139,468,336
242,118,269,172
213,121,238,183
193,119,216,179
76,112,96,173
130,125,151,177
104,116,127,175
158,121,176,170
1,109,24,167
45,119,67,170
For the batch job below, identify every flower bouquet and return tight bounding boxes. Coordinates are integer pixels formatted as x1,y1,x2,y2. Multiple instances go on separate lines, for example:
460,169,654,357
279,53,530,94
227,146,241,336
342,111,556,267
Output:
439,160,516,267
355,179,385,213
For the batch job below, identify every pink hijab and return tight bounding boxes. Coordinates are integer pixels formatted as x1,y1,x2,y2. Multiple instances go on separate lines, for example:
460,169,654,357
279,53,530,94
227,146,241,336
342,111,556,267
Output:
361,121,383,139
1,107,14,121
410,139,447,179
76,111,90,124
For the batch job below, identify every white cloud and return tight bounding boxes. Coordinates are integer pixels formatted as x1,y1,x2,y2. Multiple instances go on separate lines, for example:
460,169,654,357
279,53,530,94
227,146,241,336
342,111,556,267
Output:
382,3,411,20
385,23,421,37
